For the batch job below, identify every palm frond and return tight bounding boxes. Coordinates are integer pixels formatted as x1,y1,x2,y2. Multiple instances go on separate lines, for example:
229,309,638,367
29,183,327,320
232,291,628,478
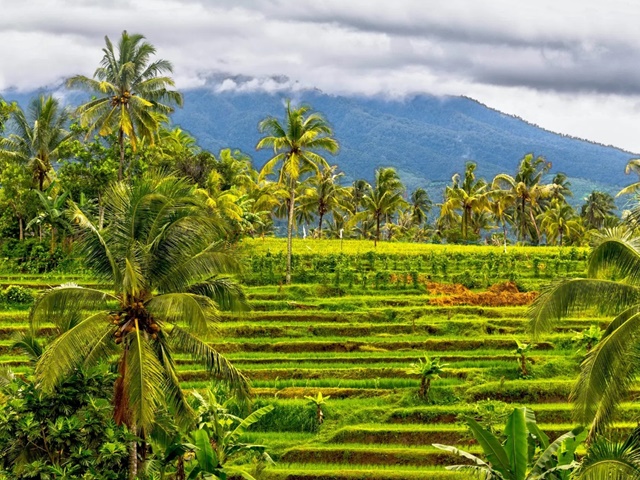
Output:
186,277,249,312
146,293,215,335
529,279,640,338
35,312,113,392
30,285,116,332
125,324,166,433
168,325,250,399
572,310,640,434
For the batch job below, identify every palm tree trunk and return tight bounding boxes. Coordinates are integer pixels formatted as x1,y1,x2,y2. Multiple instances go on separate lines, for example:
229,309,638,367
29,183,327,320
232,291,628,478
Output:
502,221,507,254
128,421,137,480
318,211,324,237
98,191,105,229
286,183,295,285
18,216,23,241
375,214,380,247
118,128,125,181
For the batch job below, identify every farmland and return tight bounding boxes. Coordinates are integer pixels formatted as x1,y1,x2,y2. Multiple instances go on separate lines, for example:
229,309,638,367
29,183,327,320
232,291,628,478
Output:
0,239,618,479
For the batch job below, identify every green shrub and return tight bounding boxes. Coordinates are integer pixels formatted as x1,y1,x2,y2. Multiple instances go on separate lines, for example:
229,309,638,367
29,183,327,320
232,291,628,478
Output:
1,285,34,305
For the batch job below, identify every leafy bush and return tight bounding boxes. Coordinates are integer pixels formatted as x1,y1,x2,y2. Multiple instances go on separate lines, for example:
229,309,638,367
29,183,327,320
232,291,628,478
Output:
0,368,129,479
1,285,34,305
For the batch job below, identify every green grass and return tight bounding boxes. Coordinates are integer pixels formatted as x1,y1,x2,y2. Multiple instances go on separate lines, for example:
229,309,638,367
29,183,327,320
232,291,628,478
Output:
0,243,610,478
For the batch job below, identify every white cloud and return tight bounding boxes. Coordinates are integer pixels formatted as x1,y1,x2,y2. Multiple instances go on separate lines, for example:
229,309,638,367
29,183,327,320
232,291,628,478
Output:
1,0,640,151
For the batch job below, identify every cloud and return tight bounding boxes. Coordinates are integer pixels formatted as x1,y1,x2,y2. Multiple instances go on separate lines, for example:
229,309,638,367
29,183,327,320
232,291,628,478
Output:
1,0,640,151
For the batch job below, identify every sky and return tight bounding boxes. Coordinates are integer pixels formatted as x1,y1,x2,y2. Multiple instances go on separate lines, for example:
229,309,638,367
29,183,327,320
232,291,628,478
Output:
1,0,640,152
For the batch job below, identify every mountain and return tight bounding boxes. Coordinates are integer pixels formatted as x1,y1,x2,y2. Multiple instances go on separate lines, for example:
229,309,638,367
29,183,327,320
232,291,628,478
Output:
4,86,637,202
170,88,636,201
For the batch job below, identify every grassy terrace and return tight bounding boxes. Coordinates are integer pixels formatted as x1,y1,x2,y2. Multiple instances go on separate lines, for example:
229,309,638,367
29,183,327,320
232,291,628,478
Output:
0,241,612,479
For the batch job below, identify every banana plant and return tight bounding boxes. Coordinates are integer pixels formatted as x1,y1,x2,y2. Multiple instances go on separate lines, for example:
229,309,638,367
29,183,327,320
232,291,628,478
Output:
304,392,330,425
406,355,447,400
186,390,275,479
434,407,586,480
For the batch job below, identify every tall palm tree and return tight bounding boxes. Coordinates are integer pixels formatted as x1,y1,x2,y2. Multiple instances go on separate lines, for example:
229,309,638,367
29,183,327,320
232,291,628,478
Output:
539,199,579,246
409,188,432,227
67,30,183,180
29,173,249,479
440,162,489,240
530,224,640,440
297,164,351,235
492,154,552,243
581,191,617,230
359,167,407,246
256,101,339,284
489,188,515,252
0,95,71,191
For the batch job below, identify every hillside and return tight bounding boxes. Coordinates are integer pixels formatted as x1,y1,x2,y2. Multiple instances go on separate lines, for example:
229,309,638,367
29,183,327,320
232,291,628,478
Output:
170,88,636,199
4,86,637,200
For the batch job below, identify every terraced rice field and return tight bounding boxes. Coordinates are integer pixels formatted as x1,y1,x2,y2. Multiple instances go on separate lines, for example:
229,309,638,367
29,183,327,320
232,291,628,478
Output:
0,243,629,479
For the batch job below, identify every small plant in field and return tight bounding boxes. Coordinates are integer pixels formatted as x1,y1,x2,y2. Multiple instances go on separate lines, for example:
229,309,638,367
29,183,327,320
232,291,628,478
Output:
514,340,533,377
573,325,602,352
305,392,330,425
407,355,447,400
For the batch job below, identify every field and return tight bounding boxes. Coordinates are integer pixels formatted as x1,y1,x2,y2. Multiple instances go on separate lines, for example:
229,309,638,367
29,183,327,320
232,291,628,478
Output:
0,239,621,479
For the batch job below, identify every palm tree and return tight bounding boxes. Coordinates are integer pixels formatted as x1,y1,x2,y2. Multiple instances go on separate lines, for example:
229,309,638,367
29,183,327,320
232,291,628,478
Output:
359,167,407,246
0,95,71,191
29,173,249,479
489,188,515,252
440,162,489,241
530,225,640,439
493,154,552,243
67,30,183,180
581,191,617,230
297,164,351,236
26,184,71,252
539,199,580,246
409,188,432,227
256,101,339,284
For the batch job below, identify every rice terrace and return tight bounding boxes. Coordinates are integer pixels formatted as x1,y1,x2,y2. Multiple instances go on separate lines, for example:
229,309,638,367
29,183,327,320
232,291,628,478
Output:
4,9,640,480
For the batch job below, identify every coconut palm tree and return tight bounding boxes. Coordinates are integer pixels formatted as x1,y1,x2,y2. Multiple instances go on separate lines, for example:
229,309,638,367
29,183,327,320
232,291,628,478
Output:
0,95,71,191
440,162,489,241
530,224,640,440
256,101,339,284
409,188,432,227
29,173,249,479
581,191,617,230
297,164,351,236
359,167,407,246
493,154,552,243
539,199,580,246
67,30,183,180
489,188,515,252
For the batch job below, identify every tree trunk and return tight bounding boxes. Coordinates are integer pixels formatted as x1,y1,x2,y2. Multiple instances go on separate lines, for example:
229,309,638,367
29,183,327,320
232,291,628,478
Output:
128,421,137,480
375,215,380,247
18,217,23,241
318,211,324,237
419,376,426,398
98,191,105,229
118,128,125,182
176,456,185,480
286,182,295,285
502,222,507,254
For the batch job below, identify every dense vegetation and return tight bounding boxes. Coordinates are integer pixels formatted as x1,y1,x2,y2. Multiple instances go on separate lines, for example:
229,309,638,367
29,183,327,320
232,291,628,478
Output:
2,30,640,479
